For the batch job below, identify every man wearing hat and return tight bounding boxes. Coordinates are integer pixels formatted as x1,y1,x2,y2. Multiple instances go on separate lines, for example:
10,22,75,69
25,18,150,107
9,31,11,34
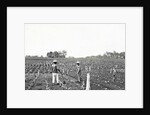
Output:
51,60,60,85
76,61,82,82
110,65,118,82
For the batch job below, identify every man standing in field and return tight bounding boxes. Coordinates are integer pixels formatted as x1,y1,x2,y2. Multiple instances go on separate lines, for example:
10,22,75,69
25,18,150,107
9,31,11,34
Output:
51,60,60,85
76,61,82,82
110,65,118,82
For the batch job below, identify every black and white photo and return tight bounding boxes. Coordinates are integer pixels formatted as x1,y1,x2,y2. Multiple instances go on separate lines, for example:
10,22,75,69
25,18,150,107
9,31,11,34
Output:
25,23,125,90
7,7,143,108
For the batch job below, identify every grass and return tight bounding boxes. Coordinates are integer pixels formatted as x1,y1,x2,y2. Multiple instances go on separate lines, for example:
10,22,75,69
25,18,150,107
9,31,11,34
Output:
25,58,125,90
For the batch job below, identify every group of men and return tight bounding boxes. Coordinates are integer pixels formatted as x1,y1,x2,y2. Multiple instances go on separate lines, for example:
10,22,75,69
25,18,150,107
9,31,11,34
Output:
51,60,81,85
51,59,118,86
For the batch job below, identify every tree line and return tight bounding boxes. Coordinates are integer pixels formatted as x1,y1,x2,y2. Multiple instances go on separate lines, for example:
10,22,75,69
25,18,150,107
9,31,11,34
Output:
86,51,125,59
25,50,67,59
103,51,125,59
47,50,67,58
25,51,125,59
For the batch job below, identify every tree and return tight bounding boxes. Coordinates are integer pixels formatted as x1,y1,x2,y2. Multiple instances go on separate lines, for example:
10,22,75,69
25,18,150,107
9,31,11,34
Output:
54,51,59,58
49,51,53,58
120,52,125,59
62,50,67,58
46,50,67,58
47,52,53,58
113,51,118,58
47,52,50,58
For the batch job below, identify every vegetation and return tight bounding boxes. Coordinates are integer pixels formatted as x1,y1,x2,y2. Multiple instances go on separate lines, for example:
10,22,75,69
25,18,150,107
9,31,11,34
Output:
25,57,125,90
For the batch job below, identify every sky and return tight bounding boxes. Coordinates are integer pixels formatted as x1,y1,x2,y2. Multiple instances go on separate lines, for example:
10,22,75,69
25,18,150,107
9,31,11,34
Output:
25,24,125,58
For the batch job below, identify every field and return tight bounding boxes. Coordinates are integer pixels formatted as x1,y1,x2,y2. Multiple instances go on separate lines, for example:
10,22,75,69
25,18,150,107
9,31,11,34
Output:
25,58,125,90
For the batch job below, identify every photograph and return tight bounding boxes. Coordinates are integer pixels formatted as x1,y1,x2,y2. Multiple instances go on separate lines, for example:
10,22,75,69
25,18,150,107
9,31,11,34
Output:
6,6,143,108
25,23,125,90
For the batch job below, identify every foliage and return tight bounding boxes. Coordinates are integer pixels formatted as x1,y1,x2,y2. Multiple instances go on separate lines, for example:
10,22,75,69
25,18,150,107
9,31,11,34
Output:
47,50,67,58
25,58,125,90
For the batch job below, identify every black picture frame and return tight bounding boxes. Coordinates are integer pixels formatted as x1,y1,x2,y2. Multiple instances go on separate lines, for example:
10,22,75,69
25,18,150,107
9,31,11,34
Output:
1,0,149,113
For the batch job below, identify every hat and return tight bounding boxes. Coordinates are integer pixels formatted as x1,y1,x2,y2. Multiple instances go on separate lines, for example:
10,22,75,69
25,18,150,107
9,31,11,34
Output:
76,61,80,64
115,65,118,67
53,60,57,63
